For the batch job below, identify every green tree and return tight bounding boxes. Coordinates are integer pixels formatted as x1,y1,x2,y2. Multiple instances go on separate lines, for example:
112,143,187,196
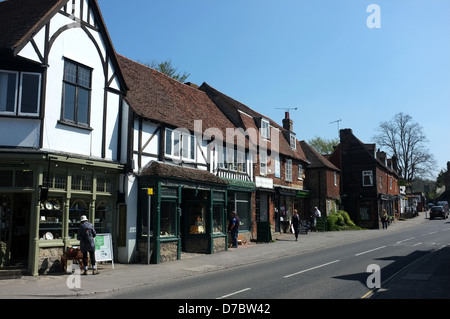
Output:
140,59,190,83
308,136,339,154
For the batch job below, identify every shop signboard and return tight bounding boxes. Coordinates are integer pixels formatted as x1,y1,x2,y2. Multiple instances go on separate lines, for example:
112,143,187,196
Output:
95,233,114,269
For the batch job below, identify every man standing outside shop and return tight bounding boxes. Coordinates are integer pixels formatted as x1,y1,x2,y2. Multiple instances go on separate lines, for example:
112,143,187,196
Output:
78,215,99,275
228,211,239,248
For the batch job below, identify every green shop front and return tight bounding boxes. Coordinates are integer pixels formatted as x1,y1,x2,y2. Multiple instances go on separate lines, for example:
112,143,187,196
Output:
0,151,124,276
137,162,229,264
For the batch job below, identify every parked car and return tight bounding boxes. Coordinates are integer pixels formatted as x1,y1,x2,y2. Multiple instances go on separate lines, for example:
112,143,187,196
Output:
430,206,448,220
437,201,449,212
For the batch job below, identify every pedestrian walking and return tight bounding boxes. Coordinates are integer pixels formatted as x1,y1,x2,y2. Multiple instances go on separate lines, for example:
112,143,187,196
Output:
381,209,388,229
291,209,300,241
78,215,99,275
228,211,239,248
312,206,321,231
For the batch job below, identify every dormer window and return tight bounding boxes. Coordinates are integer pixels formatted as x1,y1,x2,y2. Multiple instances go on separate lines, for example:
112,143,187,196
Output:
260,119,270,139
290,133,296,150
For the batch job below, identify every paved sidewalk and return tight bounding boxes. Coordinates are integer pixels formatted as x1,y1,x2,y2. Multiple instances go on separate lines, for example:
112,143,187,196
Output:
0,214,428,299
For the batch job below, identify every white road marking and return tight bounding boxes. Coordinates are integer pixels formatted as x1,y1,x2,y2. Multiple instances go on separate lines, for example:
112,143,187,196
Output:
283,260,340,278
217,288,251,299
355,246,386,256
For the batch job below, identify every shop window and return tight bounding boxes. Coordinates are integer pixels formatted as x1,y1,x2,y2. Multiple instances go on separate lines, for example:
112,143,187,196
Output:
0,170,13,187
96,199,112,233
97,176,112,193
15,169,34,188
161,201,177,236
0,195,12,243
0,169,34,188
39,197,63,240
228,192,250,231
71,173,92,191
213,204,224,234
43,171,66,190
188,203,206,234
69,198,89,239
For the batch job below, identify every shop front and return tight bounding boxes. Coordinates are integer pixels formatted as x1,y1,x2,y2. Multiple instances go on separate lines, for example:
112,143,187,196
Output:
0,152,123,276
275,186,309,233
137,162,228,264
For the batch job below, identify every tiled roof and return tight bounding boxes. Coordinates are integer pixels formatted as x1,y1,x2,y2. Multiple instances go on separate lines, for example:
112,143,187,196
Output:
0,0,127,91
199,82,308,162
117,55,242,140
0,0,67,54
141,161,228,185
299,140,340,171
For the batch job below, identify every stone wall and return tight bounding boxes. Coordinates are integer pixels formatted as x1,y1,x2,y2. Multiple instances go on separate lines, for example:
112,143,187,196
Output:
38,247,63,274
160,241,178,262
213,236,226,252
137,240,178,263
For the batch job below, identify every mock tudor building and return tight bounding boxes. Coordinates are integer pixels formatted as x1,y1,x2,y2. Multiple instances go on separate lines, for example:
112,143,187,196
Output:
0,0,127,275
117,56,255,263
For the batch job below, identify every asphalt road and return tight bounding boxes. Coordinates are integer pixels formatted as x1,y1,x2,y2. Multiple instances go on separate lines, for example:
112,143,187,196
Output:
96,219,450,300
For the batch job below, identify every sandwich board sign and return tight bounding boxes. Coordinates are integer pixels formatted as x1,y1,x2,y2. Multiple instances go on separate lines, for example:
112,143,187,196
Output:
95,233,114,269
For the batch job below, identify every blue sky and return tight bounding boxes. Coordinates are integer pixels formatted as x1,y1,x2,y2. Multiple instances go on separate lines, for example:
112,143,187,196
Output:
98,0,450,179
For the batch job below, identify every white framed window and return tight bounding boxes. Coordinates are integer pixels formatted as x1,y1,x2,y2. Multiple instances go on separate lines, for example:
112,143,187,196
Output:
285,159,292,182
165,128,195,161
298,164,303,180
290,133,296,150
218,147,246,173
260,152,267,176
362,170,373,187
260,119,270,139
0,70,41,116
334,171,338,186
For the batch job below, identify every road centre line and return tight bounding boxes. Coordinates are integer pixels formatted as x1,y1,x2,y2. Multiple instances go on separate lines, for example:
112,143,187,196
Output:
355,246,386,256
283,260,340,278
395,237,415,244
217,288,251,299
423,231,438,236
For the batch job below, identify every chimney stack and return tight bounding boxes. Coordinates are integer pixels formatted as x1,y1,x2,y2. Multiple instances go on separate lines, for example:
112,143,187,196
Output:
282,112,293,132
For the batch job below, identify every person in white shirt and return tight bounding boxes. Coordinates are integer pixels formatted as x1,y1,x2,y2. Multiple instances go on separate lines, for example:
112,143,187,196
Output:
312,206,321,231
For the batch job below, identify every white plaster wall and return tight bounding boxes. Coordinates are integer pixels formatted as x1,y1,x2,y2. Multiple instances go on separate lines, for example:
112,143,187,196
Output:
42,16,120,161
0,118,40,147
117,173,138,263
